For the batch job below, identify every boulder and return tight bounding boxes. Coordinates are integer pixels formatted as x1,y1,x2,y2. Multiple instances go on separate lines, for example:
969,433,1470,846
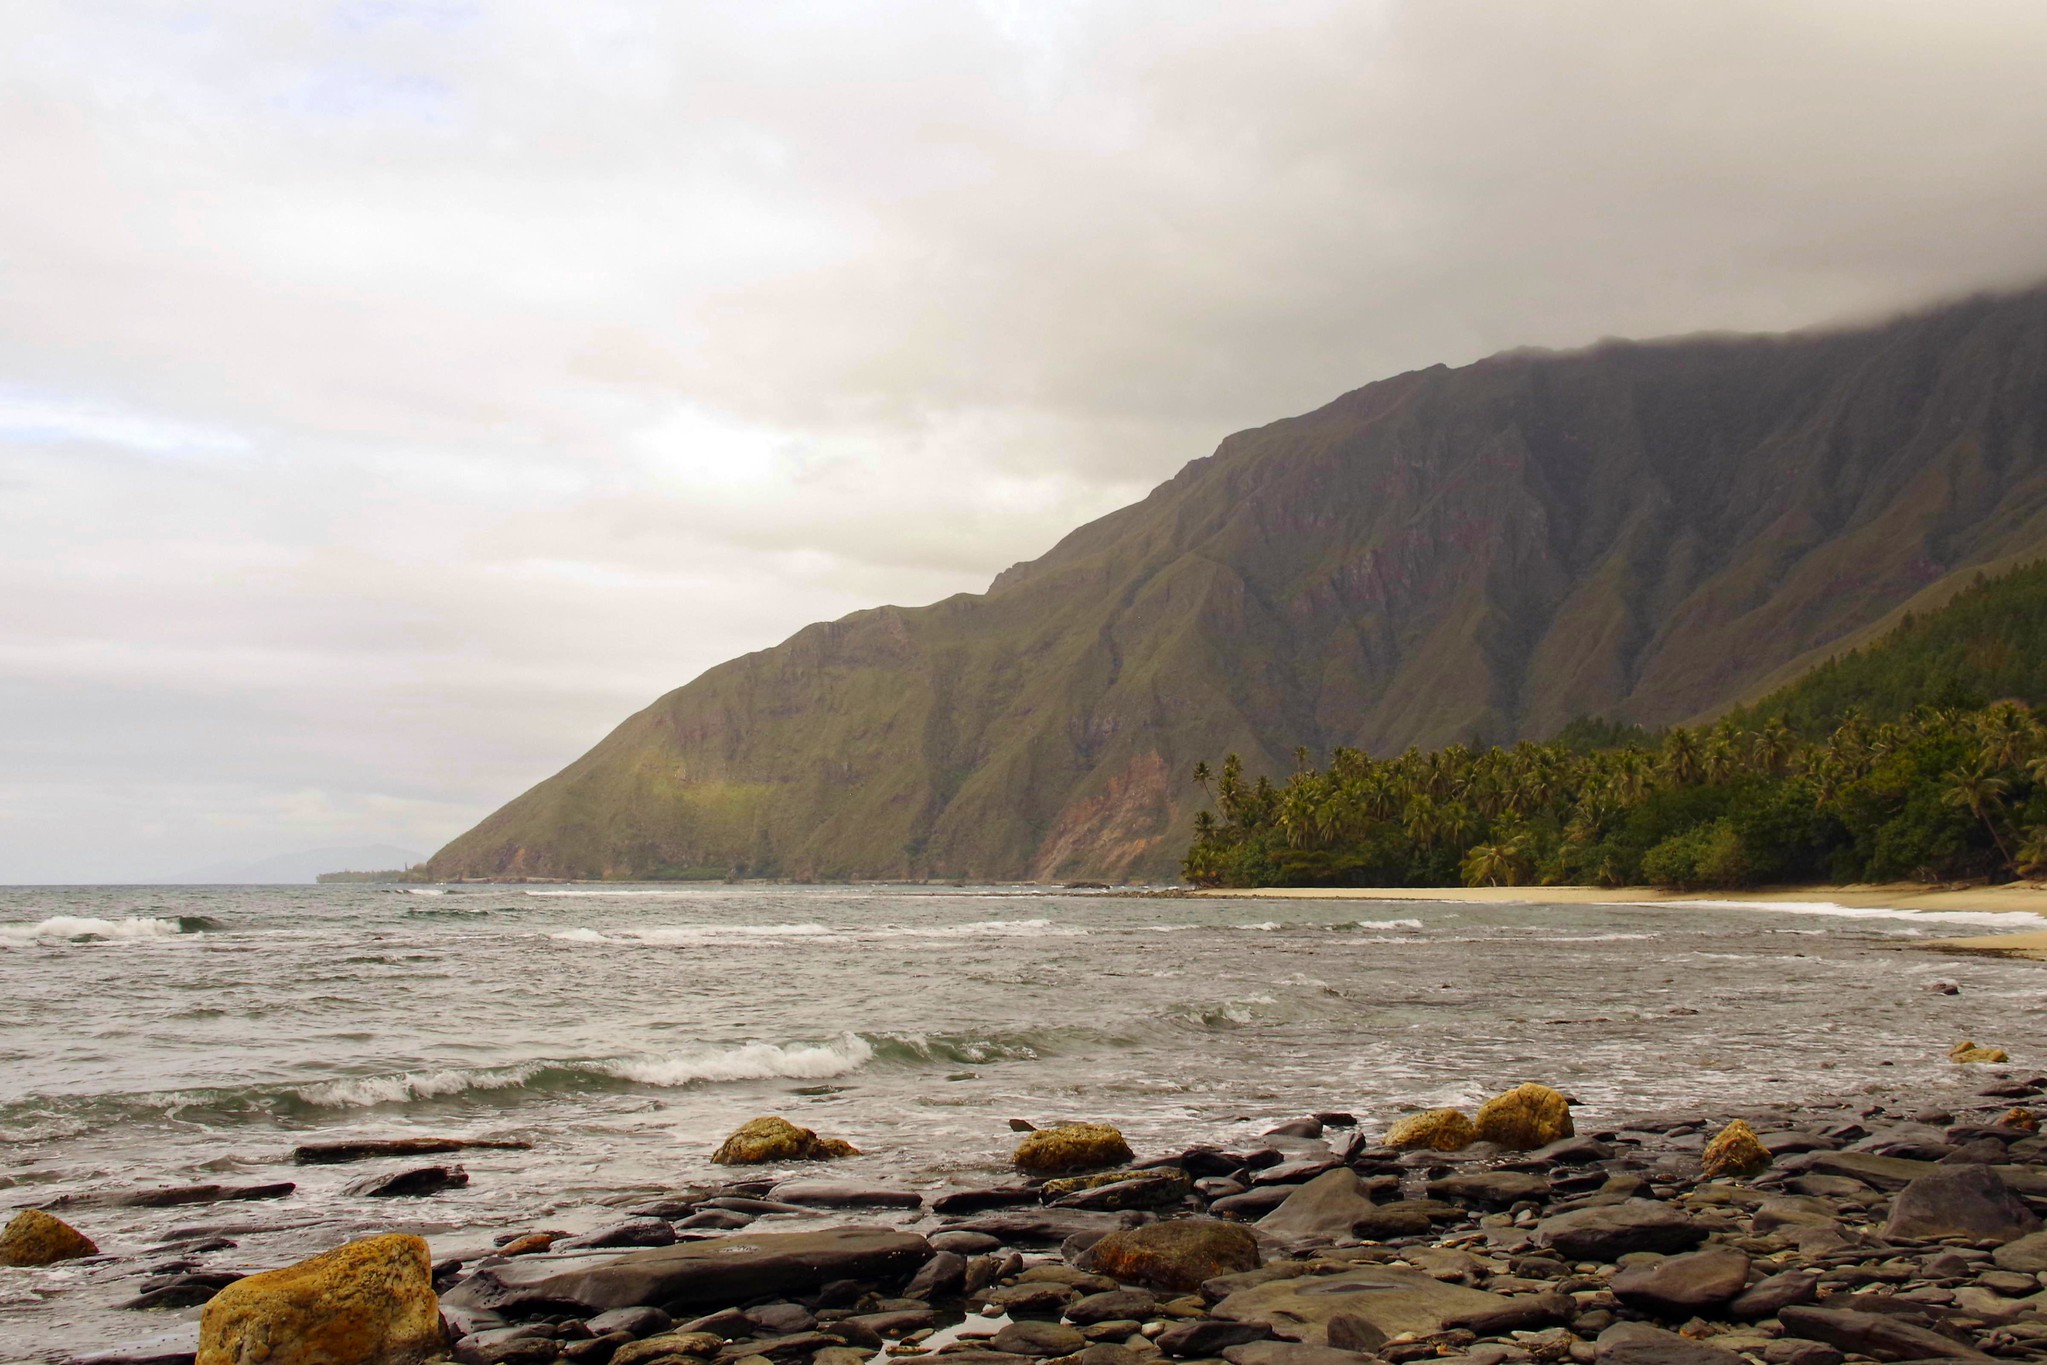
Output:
1384,1109,1476,1152
1426,1172,1550,1205
197,1233,441,1365
1700,1120,1771,1180
1952,1041,2010,1064
1776,1305,1994,1362
1595,1321,1746,1365
1611,1249,1751,1316
1473,1085,1573,1150
1884,1163,2041,1243
903,1249,967,1300
710,1117,858,1164
1535,1200,1705,1261
1083,1219,1260,1293
1013,1124,1134,1174
0,1209,98,1266
343,1165,468,1198
1258,1170,1380,1242
1212,1266,1513,1346
439,1227,931,1314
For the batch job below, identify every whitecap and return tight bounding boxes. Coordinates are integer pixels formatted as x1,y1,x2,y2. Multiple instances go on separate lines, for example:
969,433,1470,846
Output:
0,916,189,945
1644,899,2047,930
599,1033,875,1086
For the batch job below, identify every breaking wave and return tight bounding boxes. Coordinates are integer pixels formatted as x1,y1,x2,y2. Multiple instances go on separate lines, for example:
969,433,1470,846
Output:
0,915,214,945
546,918,1086,945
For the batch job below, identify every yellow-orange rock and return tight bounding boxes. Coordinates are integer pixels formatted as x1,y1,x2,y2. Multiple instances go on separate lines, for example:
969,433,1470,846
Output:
197,1233,440,1365
1999,1107,2040,1132
1952,1040,2010,1064
1700,1119,1771,1179
0,1209,97,1266
710,1116,860,1164
1473,1083,1573,1150
1012,1123,1134,1174
1383,1108,1477,1152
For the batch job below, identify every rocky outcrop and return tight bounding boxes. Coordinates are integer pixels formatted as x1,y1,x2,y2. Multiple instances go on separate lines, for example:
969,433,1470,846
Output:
197,1233,442,1365
1883,1163,2041,1243
1212,1266,1513,1346
1383,1109,1476,1152
0,1209,97,1266
1473,1084,1573,1150
710,1117,859,1165
1012,1124,1133,1174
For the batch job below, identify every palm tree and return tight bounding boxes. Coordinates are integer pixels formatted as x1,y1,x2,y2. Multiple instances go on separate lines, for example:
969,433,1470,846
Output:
1943,760,2015,872
2017,825,2047,880
1663,729,1704,786
1462,842,1516,887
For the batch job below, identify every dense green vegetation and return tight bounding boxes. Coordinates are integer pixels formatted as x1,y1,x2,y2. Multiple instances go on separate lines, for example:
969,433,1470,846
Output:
1185,563,2047,890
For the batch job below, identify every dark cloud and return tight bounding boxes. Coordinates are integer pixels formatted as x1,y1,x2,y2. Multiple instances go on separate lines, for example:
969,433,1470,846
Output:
3,0,2046,878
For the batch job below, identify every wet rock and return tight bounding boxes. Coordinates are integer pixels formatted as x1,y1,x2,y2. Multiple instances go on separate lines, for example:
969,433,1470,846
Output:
1212,1186,1304,1219
1427,1172,1550,1206
1156,1320,1275,1357
556,1219,678,1251
1066,1288,1159,1324
930,1231,1003,1255
1535,1200,1705,1261
1212,1265,1512,1346
1805,1150,1933,1189
1775,1304,1994,1362
1727,1269,1819,1318
904,1248,967,1300
1349,1203,1436,1239
122,1271,246,1311
1594,1321,1744,1365
1474,1085,1573,1150
1054,1174,1195,1211
1530,1136,1615,1165
609,1332,726,1365
291,1136,530,1164
1952,1041,2010,1064
744,1304,816,1335
343,1164,469,1198
1385,1109,1477,1152
933,1187,1039,1215
1883,1163,2040,1243
1267,1119,1325,1139
1252,1159,1341,1187
676,1209,753,1231
767,1181,922,1209
588,1307,674,1338
441,1227,932,1315
1259,1170,1381,1242
710,1117,858,1164
991,1321,1087,1357
1699,1121,1770,1180
1439,1292,1574,1336
945,1208,1131,1245
1993,1229,2047,1272
563,1333,634,1365
1611,1249,1750,1316
1083,1218,1261,1293
983,1283,1078,1319
197,1233,440,1365
0,1208,98,1266
1223,1345,1386,1365
1750,1195,1839,1232
1014,1124,1136,1174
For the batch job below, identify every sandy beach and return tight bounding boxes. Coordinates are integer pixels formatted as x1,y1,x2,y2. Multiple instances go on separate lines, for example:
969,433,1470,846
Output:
1192,880,2047,913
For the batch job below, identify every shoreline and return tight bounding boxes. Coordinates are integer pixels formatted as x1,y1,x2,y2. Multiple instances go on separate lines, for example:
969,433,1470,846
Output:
1192,880,2047,914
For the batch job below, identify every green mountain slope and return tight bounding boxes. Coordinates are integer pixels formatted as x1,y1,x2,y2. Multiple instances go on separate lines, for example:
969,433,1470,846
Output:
428,286,2047,882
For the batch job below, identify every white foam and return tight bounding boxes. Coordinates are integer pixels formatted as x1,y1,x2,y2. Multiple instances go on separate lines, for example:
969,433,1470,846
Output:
600,1034,875,1086
0,916,187,945
1646,899,2047,929
404,888,446,896
296,1064,537,1107
865,918,1083,939
548,927,609,943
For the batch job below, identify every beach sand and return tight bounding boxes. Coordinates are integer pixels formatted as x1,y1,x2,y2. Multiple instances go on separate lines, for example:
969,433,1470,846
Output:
1193,880,2047,912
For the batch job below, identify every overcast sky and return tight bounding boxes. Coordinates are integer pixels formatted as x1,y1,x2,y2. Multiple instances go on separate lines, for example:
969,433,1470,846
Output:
6,1,2047,882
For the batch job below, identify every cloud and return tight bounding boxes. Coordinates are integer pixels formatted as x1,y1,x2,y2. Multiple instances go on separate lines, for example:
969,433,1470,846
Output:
3,0,2046,878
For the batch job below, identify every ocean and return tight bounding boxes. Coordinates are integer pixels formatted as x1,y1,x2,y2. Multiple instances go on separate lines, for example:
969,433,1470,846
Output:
3,882,2045,1358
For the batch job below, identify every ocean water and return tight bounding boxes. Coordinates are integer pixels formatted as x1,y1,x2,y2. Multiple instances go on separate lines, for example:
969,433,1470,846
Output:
4,883,2047,1358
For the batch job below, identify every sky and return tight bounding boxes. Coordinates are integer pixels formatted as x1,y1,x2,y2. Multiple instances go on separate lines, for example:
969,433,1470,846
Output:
5,1,2047,882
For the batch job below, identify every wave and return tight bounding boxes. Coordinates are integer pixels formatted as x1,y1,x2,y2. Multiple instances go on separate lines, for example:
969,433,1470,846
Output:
0,915,212,945
547,918,1086,945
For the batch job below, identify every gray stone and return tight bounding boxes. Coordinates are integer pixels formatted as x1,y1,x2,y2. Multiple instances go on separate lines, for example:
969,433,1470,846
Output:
930,1231,1003,1255
1534,1200,1705,1262
1442,1292,1573,1335
1884,1164,2041,1244
1258,1169,1380,1242
767,1181,923,1209
342,1164,469,1197
1224,1346,1386,1365
946,1208,1132,1245
991,1321,1087,1358
587,1307,674,1338
904,1249,967,1300
1993,1230,2047,1273
1727,1270,1819,1319
440,1227,932,1314
1427,1173,1551,1206
556,1219,678,1251
1155,1320,1275,1357
1065,1288,1158,1324
1611,1249,1750,1316
982,1283,1077,1319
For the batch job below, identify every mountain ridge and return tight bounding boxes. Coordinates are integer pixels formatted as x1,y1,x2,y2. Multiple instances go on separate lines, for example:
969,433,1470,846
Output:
426,285,2047,883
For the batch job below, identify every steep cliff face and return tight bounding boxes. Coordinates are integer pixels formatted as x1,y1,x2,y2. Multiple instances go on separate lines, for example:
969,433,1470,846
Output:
428,287,2047,881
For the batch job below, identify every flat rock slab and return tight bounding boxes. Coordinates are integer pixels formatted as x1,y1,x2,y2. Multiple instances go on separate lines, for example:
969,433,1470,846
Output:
51,1183,296,1210
768,1182,923,1209
1612,1249,1750,1316
293,1137,530,1164
944,1209,1130,1244
1223,1346,1383,1365
440,1227,932,1314
1535,1199,1705,1262
1212,1266,1511,1345
1596,1321,1746,1365
1993,1230,2047,1273
1426,1172,1551,1205
1257,1170,1378,1242
1776,1305,1995,1362
1805,1152,1937,1190
343,1165,468,1198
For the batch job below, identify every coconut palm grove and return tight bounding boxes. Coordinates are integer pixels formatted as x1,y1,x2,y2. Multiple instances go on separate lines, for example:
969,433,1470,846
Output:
1183,561,2047,889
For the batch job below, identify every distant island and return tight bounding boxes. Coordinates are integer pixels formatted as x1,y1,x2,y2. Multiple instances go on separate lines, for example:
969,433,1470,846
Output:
1187,561,2047,891
314,867,429,884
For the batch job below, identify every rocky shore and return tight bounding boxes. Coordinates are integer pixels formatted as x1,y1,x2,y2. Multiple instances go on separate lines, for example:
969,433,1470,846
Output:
20,1071,2047,1365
